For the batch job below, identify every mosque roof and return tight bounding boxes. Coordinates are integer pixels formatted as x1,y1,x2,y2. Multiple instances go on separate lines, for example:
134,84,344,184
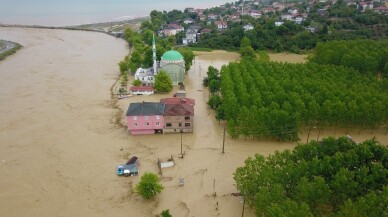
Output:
161,50,184,61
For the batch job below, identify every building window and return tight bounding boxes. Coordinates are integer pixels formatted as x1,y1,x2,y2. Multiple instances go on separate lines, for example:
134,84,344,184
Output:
133,123,138,126
179,123,182,127
156,115,160,120
166,123,172,127
145,122,149,126
156,122,160,126
132,116,137,120
145,116,149,120
185,116,190,120
185,123,190,127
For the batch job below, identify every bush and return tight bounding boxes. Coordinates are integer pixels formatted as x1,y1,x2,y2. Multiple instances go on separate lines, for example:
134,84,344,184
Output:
159,209,172,217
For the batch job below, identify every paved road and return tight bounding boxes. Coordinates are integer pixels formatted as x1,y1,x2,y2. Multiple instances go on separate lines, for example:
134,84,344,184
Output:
0,40,16,54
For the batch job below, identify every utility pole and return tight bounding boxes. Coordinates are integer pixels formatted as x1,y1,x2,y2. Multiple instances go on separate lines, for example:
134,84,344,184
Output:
180,132,183,156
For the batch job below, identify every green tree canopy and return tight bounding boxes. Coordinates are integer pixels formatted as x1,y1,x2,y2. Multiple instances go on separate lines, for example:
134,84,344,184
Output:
154,71,173,93
235,137,388,216
135,172,164,199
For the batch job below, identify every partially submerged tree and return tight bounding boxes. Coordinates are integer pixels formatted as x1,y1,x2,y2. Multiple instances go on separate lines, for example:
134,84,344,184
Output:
132,79,142,86
154,71,173,93
135,172,164,199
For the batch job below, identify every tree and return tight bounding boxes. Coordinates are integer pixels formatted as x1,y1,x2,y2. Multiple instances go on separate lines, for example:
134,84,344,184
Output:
118,57,129,73
176,48,195,72
159,209,172,217
154,71,173,93
132,79,142,86
135,172,164,199
240,37,256,60
234,137,388,216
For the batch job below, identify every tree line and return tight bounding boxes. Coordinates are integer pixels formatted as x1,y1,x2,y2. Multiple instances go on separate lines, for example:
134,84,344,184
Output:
310,39,388,77
118,27,194,75
234,136,387,217
207,59,388,141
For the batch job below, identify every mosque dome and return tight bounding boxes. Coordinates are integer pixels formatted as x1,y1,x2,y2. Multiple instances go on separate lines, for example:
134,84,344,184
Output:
161,50,184,62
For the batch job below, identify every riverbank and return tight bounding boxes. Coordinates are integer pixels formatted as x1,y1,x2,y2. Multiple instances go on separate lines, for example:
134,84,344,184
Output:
0,40,22,61
0,16,147,37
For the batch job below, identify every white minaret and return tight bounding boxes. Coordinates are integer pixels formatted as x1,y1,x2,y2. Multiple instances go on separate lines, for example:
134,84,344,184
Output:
152,33,157,74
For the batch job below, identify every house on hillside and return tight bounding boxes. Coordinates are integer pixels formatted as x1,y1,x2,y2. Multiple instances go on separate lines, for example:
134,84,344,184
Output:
243,23,254,31
126,102,165,135
275,21,284,26
215,21,228,30
208,14,218,20
374,6,388,14
162,24,184,36
160,98,195,133
185,7,195,13
182,29,198,45
201,28,212,34
357,2,373,11
250,10,262,19
183,18,194,25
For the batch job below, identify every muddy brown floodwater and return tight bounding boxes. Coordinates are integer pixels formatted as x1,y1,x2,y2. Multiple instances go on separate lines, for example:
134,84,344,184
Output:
0,28,386,217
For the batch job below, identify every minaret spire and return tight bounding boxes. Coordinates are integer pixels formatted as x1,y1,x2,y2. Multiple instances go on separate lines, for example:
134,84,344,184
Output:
152,33,157,74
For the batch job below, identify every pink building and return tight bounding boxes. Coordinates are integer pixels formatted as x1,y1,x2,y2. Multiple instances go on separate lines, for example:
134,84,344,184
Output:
126,102,165,135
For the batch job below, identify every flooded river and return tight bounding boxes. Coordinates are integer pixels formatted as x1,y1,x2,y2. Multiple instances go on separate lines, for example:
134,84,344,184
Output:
0,28,385,217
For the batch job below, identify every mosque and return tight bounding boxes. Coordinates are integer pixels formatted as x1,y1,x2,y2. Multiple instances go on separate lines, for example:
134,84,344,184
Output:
134,35,185,86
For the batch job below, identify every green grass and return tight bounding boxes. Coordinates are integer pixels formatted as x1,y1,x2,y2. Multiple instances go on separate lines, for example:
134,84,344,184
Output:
0,42,22,61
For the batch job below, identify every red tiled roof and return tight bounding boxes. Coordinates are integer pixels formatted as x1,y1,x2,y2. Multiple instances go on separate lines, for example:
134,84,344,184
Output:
160,97,195,105
201,28,212,33
164,104,194,116
375,6,388,10
168,24,183,29
215,21,227,26
130,86,154,91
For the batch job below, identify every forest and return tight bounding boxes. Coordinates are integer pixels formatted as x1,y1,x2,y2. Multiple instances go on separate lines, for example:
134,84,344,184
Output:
207,58,388,141
234,136,388,217
310,39,388,77
191,0,387,53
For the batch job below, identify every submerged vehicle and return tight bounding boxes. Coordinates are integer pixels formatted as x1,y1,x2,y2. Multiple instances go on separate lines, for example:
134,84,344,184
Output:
116,156,139,176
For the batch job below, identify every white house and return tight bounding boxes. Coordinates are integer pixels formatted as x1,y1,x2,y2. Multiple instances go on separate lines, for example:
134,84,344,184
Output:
215,21,228,30
281,13,293,21
183,18,194,25
243,23,254,32
134,68,155,86
250,10,262,19
275,21,284,26
182,29,198,45
288,8,298,14
357,2,374,11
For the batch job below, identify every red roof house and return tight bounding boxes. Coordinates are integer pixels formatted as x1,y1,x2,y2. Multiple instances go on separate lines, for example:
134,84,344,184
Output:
160,98,195,133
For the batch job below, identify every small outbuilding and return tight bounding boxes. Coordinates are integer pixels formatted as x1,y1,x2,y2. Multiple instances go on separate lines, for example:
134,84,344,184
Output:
129,86,154,95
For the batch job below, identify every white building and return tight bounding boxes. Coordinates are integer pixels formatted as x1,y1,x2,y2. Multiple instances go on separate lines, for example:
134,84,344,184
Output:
243,23,254,31
134,34,158,86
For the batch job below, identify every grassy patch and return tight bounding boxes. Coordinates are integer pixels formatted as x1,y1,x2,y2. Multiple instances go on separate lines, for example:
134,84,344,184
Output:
187,47,213,52
0,42,22,61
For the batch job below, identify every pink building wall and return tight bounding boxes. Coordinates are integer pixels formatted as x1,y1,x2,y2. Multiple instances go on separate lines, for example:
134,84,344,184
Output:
127,115,164,135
